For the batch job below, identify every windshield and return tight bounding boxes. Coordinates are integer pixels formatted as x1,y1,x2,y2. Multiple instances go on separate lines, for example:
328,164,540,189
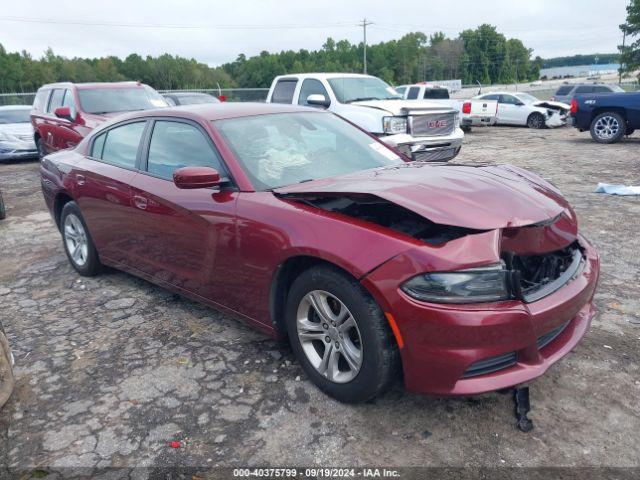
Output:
78,87,167,114
215,112,403,190
514,92,539,104
328,77,402,103
0,109,30,124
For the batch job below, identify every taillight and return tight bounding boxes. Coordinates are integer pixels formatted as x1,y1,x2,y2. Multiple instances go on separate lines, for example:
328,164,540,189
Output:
462,102,471,114
570,99,578,114
218,95,227,102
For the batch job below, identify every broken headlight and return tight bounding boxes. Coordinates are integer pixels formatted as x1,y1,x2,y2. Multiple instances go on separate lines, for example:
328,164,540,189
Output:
401,264,512,303
382,116,408,135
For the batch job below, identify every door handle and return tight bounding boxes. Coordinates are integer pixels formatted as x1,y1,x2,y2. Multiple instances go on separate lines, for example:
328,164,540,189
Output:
133,195,148,210
76,174,86,186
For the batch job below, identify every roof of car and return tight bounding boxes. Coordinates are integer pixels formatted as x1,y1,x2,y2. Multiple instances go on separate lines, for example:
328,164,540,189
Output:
274,73,378,81
38,81,149,90
0,105,32,111
114,102,317,123
164,92,214,97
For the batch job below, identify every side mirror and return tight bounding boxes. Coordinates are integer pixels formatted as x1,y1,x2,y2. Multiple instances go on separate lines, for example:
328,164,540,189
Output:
173,166,221,189
306,94,330,108
54,106,75,121
516,102,525,106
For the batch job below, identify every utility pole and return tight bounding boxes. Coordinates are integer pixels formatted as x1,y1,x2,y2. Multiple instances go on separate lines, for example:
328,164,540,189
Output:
360,18,373,74
619,31,626,84
515,59,519,91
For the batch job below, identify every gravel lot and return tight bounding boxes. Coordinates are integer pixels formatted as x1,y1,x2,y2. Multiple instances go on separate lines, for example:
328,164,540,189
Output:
0,125,639,477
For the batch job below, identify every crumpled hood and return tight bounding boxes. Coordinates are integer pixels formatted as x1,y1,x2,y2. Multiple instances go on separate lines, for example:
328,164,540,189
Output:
352,99,456,116
533,100,571,110
275,163,570,230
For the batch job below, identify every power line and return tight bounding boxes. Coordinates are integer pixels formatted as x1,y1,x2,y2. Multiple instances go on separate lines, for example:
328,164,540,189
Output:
0,16,358,30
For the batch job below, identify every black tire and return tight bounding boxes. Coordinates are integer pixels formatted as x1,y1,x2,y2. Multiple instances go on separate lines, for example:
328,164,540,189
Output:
285,265,400,403
590,112,626,144
36,137,46,160
0,192,5,220
527,112,545,129
60,201,102,276
626,128,635,136
461,125,472,133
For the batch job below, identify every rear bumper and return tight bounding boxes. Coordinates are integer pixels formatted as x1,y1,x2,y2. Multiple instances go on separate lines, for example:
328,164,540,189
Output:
362,235,599,396
462,116,497,127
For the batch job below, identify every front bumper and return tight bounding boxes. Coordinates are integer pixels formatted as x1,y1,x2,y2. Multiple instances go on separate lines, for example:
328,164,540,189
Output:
380,127,464,162
0,144,38,161
362,235,599,396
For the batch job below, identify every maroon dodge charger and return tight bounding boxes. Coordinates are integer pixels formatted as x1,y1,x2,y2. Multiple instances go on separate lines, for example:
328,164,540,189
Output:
40,103,599,402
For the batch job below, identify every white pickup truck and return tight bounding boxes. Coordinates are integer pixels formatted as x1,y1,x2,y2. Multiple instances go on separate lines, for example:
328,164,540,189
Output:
266,73,463,162
396,83,498,132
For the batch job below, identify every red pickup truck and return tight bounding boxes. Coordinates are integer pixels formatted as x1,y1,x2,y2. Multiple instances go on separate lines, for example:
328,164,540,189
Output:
31,81,167,158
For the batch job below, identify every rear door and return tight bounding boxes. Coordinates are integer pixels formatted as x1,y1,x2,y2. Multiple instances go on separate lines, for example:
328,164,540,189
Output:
269,78,298,104
127,118,238,302
43,88,65,151
74,120,147,265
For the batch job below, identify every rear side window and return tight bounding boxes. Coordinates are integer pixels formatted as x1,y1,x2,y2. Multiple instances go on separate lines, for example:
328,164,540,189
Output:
575,86,593,94
481,94,500,101
423,88,449,99
33,90,51,111
99,122,146,169
91,133,106,158
407,87,420,99
146,120,224,180
47,89,65,113
298,79,330,106
555,86,572,95
271,80,297,104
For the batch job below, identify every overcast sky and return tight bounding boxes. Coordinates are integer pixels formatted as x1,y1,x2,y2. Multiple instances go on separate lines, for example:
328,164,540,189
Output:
0,0,629,65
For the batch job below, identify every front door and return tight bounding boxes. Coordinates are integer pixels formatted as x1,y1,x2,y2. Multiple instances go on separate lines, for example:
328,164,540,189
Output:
127,119,238,303
498,94,524,125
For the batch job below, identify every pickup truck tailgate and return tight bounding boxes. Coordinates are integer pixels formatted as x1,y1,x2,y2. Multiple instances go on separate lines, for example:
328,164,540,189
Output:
471,100,498,117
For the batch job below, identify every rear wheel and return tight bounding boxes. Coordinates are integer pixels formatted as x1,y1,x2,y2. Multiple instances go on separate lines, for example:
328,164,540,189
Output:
60,202,102,276
285,265,400,403
36,137,46,160
527,112,545,129
590,112,626,144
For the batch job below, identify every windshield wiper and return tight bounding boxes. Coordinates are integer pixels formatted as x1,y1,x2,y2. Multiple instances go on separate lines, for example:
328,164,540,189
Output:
345,97,378,103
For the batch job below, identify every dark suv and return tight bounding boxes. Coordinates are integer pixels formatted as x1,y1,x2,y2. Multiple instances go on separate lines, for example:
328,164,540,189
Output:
552,83,624,104
31,82,167,158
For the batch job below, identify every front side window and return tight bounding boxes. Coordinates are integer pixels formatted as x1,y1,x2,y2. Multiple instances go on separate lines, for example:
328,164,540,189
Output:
271,80,297,104
395,86,407,96
500,95,520,105
215,112,403,191
328,77,402,103
298,79,330,106
514,93,538,104
62,90,76,110
77,87,167,114
100,122,146,169
407,87,420,100
47,89,65,113
146,120,223,180
592,86,611,93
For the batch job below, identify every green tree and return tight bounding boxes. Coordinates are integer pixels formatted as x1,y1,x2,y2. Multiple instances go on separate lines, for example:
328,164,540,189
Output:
620,0,640,77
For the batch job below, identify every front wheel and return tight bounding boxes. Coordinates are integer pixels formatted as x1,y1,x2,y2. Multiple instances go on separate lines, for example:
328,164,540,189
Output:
0,191,5,220
527,112,545,129
36,137,46,160
590,112,626,144
285,265,400,403
60,201,102,276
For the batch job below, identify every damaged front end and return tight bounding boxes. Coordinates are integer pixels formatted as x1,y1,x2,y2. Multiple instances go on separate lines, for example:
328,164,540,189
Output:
535,101,571,128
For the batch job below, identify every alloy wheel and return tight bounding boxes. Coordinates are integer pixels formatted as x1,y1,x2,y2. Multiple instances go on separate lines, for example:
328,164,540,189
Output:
594,115,620,140
296,290,363,383
64,213,89,267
